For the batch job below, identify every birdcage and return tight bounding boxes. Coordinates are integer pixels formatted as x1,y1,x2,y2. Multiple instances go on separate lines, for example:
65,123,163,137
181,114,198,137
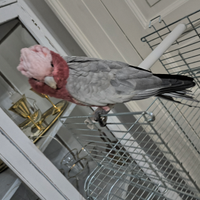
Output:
60,10,200,200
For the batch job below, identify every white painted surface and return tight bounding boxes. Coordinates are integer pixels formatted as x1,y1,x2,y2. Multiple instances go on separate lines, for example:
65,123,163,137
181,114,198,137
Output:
44,0,142,64
17,0,67,55
138,24,186,69
0,3,18,23
0,103,76,199
24,0,85,56
0,1,67,55
126,0,189,28
0,1,79,199
0,108,85,200
0,0,16,7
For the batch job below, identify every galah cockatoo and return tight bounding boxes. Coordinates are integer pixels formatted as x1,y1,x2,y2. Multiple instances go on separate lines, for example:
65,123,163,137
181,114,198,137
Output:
17,45,197,126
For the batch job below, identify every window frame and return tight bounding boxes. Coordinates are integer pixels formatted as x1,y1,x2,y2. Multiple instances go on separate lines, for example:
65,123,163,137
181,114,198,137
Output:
0,0,67,55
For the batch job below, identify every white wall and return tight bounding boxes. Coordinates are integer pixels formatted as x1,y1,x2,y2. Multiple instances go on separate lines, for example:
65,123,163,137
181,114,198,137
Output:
25,0,86,56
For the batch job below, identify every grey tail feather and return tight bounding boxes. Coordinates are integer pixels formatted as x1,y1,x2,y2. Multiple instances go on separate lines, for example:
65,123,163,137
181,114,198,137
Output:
154,74,199,107
157,93,200,108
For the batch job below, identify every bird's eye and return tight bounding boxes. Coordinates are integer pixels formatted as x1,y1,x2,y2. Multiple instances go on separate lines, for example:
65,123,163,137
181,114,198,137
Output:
51,63,54,67
33,78,39,82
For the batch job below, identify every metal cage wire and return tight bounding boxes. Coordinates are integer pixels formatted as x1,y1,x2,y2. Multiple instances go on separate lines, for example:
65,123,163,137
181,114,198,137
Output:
60,9,200,200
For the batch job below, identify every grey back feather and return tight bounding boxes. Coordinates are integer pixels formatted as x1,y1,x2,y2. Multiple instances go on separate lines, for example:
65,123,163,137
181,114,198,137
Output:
64,56,163,106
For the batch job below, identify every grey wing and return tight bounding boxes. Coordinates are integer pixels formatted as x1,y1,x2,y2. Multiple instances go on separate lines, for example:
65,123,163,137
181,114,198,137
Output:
64,56,163,106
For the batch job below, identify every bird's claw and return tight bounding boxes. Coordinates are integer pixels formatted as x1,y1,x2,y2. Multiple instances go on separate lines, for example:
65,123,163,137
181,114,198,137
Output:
92,108,108,127
95,113,107,127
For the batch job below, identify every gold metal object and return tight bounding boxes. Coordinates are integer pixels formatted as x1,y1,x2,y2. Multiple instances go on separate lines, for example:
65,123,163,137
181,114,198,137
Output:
30,88,61,115
17,100,68,143
18,110,42,129
9,95,42,131
8,92,68,142
1,99,68,173
1,92,68,174
33,100,68,143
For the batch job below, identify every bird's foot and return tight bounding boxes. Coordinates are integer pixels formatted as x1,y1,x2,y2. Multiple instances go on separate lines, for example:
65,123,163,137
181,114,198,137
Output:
93,108,108,127
92,105,114,127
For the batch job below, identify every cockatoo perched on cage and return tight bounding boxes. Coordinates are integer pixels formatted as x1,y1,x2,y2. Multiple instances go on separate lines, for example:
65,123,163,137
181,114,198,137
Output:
17,45,198,126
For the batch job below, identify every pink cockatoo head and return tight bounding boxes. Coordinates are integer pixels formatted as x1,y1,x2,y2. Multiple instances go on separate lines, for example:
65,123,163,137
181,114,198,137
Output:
17,45,53,81
17,45,71,101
